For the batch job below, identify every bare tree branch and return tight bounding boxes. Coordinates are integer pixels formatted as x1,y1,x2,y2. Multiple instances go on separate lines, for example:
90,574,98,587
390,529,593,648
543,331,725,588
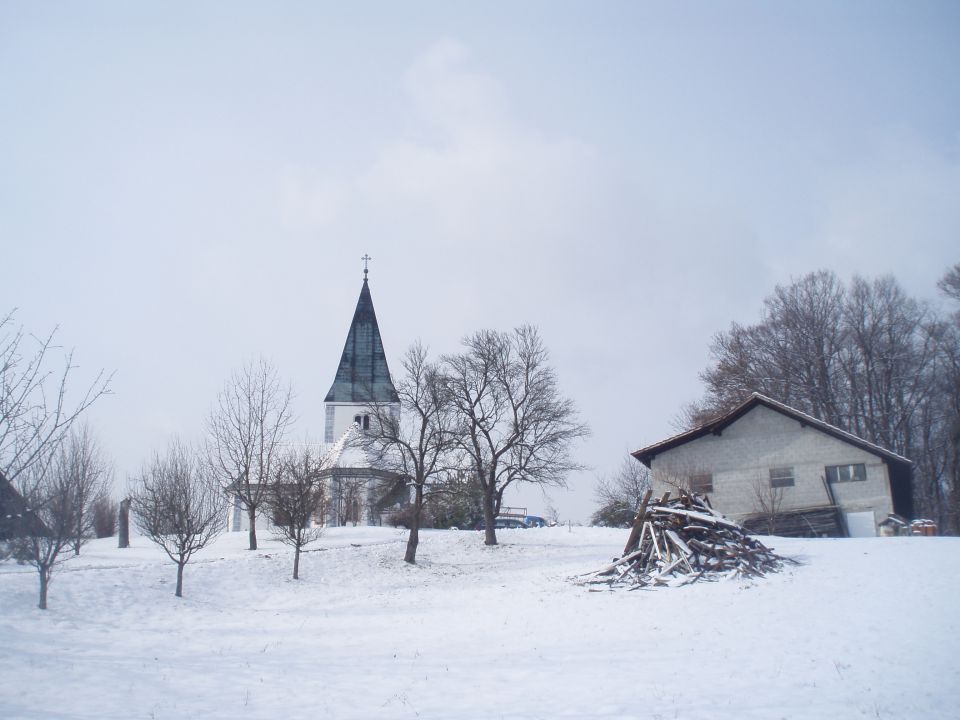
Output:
0,309,112,484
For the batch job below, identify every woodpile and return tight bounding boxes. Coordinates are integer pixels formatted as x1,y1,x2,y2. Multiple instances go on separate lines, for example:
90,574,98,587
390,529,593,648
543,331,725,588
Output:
581,489,791,589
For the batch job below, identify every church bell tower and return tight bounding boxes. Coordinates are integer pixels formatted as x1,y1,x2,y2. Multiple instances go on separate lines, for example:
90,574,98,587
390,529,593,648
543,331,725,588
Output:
324,258,399,444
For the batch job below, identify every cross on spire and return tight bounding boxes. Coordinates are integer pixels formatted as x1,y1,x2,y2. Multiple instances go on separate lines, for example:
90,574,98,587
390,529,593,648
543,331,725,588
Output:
362,254,371,280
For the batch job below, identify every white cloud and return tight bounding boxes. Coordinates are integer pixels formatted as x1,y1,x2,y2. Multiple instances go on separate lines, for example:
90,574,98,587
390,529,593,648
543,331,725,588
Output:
281,38,602,254
280,169,345,230
401,38,508,137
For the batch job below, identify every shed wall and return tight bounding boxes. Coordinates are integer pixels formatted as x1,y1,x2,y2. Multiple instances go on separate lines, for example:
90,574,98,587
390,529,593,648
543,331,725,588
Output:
648,405,893,533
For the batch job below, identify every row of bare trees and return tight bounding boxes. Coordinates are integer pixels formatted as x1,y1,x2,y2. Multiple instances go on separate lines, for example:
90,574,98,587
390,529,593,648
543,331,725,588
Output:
359,325,589,562
131,324,588,589
0,310,115,609
128,357,328,595
684,265,960,533
4,313,587,604
0,322,316,605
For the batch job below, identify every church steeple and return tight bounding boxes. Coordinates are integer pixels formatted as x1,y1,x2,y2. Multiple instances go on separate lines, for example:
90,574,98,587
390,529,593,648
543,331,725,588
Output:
324,267,398,404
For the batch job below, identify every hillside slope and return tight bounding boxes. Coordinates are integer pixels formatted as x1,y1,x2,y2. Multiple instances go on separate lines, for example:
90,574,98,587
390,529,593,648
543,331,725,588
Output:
1,527,957,719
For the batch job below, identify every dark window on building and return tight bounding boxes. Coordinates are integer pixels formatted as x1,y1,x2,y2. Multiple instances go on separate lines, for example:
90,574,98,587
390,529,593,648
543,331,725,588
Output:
769,467,795,488
689,473,713,494
363,415,370,430
826,463,867,483
354,415,362,426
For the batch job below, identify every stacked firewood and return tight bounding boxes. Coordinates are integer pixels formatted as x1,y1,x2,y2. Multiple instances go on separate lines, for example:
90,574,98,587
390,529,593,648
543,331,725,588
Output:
582,490,790,589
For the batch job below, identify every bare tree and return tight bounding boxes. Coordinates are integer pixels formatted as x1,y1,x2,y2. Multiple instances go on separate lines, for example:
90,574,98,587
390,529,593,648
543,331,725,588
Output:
544,497,561,526
7,446,80,609
0,309,111,484
936,265,960,530
60,423,113,555
208,357,293,550
938,262,960,305
691,271,848,427
132,440,227,597
359,342,458,563
751,474,786,535
444,326,589,546
591,457,652,527
266,447,326,579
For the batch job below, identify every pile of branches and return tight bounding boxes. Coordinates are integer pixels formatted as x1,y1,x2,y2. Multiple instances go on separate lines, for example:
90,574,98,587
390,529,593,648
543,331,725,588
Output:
581,490,790,589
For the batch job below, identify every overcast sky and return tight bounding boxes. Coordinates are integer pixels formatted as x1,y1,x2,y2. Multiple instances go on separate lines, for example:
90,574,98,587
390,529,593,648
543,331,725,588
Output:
2,2,958,521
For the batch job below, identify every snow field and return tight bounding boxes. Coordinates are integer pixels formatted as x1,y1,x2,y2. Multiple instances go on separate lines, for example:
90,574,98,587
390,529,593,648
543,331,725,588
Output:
1,527,958,719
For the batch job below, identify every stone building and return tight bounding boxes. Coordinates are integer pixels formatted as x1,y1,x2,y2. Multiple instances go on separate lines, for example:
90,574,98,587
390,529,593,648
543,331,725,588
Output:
631,393,913,537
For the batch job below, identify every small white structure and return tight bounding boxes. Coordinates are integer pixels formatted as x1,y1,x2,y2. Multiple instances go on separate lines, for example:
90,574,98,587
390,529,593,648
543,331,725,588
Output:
631,393,913,537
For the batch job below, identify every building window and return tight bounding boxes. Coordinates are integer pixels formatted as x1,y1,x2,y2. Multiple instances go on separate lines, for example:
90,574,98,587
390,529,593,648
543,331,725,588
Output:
363,415,370,430
689,473,713,494
769,467,795,488
354,414,362,426
232,496,242,532
826,463,867,483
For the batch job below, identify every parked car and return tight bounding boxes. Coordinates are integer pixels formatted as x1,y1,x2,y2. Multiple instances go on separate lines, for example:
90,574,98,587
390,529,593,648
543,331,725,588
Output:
474,517,531,530
524,515,546,528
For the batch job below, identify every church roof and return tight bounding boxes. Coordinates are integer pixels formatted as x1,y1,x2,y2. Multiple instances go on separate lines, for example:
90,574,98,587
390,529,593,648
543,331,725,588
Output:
324,278,399,404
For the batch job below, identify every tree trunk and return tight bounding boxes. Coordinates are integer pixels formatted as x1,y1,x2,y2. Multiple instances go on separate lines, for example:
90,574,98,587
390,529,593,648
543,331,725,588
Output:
404,485,424,564
38,565,49,610
175,561,184,597
118,499,130,549
293,547,300,580
247,505,258,550
482,480,497,546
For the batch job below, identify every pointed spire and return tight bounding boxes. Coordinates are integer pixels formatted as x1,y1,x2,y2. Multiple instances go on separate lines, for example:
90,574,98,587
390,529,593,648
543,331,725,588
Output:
324,275,398,404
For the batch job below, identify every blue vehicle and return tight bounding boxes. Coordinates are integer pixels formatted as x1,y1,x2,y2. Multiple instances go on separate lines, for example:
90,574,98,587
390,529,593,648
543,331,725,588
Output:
474,517,531,530
524,516,547,527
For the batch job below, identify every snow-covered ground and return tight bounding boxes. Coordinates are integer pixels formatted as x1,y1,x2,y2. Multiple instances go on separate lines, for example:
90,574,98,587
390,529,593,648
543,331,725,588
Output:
1,527,957,720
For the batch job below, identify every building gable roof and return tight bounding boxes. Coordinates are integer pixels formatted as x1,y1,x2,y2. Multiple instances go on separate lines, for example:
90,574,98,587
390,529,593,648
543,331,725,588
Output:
0,469,49,540
631,393,913,470
324,278,399,404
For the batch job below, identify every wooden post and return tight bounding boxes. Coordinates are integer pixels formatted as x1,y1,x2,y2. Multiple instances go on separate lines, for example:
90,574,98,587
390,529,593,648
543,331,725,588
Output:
118,498,130,548
622,488,653,556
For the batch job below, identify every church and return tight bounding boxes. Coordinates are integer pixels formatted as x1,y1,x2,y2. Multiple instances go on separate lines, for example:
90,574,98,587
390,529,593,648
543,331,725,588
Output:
228,260,407,533
318,261,407,527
